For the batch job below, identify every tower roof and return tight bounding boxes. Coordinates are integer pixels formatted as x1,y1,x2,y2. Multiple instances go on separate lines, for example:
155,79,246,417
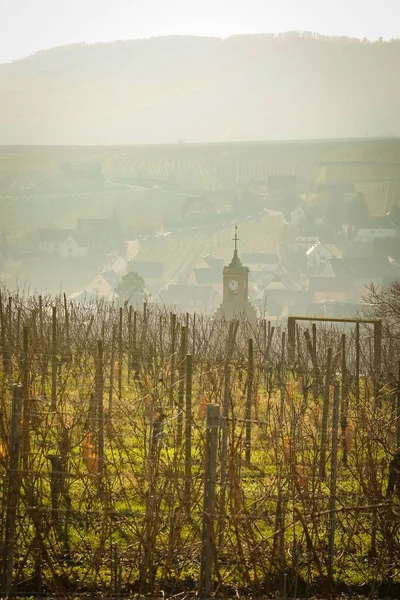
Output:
226,224,247,271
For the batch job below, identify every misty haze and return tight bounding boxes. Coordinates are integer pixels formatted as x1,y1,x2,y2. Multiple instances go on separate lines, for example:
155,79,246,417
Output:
1,34,400,144
1,2,400,598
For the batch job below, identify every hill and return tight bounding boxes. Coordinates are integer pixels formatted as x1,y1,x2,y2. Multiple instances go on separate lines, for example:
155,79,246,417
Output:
1,33,400,144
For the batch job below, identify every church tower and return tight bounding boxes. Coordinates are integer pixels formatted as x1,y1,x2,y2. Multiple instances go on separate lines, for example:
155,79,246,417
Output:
214,226,257,322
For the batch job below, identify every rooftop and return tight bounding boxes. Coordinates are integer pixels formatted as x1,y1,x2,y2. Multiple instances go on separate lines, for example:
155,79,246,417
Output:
328,256,393,279
128,261,164,279
241,252,279,265
37,228,75,243
159,284,216,309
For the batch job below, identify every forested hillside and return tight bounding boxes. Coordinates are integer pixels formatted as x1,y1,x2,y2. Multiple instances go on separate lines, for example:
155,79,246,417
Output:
1,33,399,144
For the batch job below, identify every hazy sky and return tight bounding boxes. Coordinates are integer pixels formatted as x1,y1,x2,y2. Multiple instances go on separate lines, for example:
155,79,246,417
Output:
1,0,399,63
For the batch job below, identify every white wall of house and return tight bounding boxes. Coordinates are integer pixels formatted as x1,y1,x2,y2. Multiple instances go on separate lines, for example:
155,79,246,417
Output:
356,228,397,242
320,262,336,277
186,204,209,218
288,237,319,253
38,236,88,258
86,276,113,298
39,242,58,255
61,236,88,258
247,262,279,273
306,243,333,270
290,205,306,226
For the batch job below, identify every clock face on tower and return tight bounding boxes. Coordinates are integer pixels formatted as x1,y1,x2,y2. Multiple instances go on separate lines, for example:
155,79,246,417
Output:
228,279,239,293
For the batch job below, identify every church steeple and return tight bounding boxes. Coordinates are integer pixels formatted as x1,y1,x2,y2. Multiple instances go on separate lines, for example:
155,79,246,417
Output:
229,224,243,269
214,223,257,322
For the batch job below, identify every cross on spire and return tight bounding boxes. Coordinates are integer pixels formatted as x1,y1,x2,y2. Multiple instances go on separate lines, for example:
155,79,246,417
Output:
233,224,239,252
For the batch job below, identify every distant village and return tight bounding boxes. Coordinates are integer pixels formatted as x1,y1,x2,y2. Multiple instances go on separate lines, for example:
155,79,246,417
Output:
2,157,400,321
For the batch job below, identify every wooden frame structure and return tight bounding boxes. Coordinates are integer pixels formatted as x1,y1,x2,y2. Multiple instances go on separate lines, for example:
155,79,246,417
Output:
287,315,382,375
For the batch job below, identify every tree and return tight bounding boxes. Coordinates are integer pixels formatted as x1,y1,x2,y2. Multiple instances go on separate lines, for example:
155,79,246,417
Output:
388,203,400,227
362,280,400,378
363,281,400,336
324,193,344,231
346,192,369,226
115,271,145,306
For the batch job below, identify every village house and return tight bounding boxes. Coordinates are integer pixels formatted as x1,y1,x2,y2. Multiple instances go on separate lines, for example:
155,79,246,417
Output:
253,272,309,320
287,204,307,226
306,242,342,272
308,276,357,304
241,253,280,274
181,195,216,222
76,217,122,251
287,236,319,254
85,269,121,299
76,217,121,236
343,240,375,258
188,256,224,293
158,284,218,314
319,256,394,298
355,216,398,243
307,299,362,319
317,159,400,185
37,229,89,258
255,281,311,321
127,261,164,292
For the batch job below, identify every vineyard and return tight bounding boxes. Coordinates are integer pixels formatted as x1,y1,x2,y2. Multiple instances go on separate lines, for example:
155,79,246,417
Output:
1,138,400,236
0,289,399,598
0,173,175,232
133,213,284,282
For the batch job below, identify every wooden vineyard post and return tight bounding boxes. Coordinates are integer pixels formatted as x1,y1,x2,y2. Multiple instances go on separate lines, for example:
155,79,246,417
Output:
373,320,382,409
63,292,70,354
184,354,193,510
219,365,230,548
262,318,267,364
96,341,104,479
200,404,220,599
312,323,317,362
274,333,286,578
0,292,8,376
141,302,148,363
15,308,21,359
192,312,196,356
51,305,57,411
288,316,296,366
7,297,12,371
304,329,319,401
328,381,340,591
341,334,348,465
177,326,187,445
170,313,176,408
266,320,271,363
118,307,123,401
355,321,360,404
280,332,286,423
245,338,254,463
133,310,139,380
21,326,30,471
108,323,117,416
185,312,190,348
397,360,400,450
319,347,333,481
1,296,12,378
158,314,163,359
39,295,46,395
127,306,132,383
374,320,382,377
1,385,23,599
